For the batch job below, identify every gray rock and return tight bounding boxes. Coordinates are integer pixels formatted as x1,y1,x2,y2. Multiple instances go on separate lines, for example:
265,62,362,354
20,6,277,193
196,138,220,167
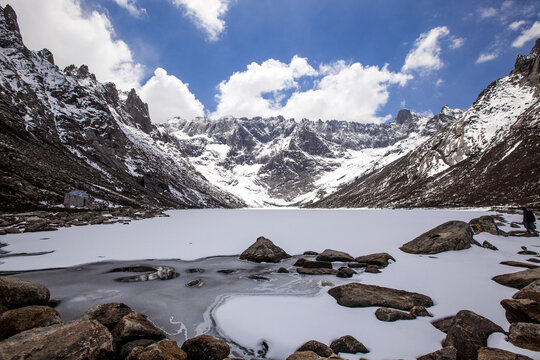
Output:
83,302,133,330
492,268,540,289
330,335,369,354
501,298,540,323
477,347,533,360
328,282,433,311
400,221,474,254
0,305,62,340
0,276,50,313
417,346,457,360
375,307,416,322
508,322,540,351
316,249,355,262
297,340,334,357
354,252,395,267
239,236,291,263
181,334,230,360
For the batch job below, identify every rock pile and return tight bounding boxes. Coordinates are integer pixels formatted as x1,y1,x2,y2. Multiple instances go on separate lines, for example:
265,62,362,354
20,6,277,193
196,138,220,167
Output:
286,335,369,359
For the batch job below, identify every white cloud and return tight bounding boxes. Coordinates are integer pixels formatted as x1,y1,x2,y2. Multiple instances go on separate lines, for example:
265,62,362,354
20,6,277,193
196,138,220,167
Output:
139,68,205,123
479,7,497,19
435,78,444,86
509,20,526,31
212,56,411,123
449,37,465,49
402,26,450,73
3,0,144,90
512,21,540,47
476,52,499,64
112,0,146,17
170,0,230,41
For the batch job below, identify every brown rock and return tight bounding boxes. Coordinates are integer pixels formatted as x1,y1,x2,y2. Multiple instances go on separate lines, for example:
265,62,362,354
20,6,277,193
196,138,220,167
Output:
431,316,456,334
4,227,21,234
527,258,540,263
442,310,504,360
239,236,291,263
375,307,416,322
512,279,540,301
112,312,166,344
297,340,334,357
500,261,539,270
286,351,323,360
468,216,504,235
417,346,457,360
492,268,540,289
328,282,433,311
410,306,433,317
364,265,381,273
181,334,230,360
302,260,333,269
303,251,318,256
83,302,133,329
501,298,540,323
336,267,356,278
0,319,114,360
330,335,369,354
127,340,188,360
354,252,395,267
120,339,157,359
482,241,498,250
294,258,307,267
508,322,540,351
0,305,62,340
0,276,50,312
347,262,368,268
297,268,338,275
400,221,474,254
316,249,355,262
277,267,290,273
477,347,533,360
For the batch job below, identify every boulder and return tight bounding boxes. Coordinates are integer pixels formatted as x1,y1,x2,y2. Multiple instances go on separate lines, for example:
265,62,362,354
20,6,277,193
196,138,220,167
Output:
512,280,540,301
492,268,540,289
442,310,504,360
336,267,356,278
0,276,50,312
354,253,395,267
375,307,416,322
500,261,539,270
477,347,533,360
508,322,540,351
527,258,540,263
410,306,433,317
286,351,323,360
347,262,368,268
239,236,291,263
329,335,369,354
0,319,114,360
297,268,338,275
468,216,504,235
126,340,188,360
181,334,230,360
501,298,540,323
277,267,290,273
316,249,355,262
417,347,457,360
431,316,456,334
302,260,333,269
364,265,381,273
482,241,498,250
120,339,157,359
297,340,334,357
83,302,133,329
0,305,62,340
328,282,433,311
111,312,166,345
400,221,474,254
303,251,319,256
294,258,307,266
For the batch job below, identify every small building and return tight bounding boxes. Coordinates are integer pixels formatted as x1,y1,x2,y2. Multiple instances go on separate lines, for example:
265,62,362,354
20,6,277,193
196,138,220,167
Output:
64,190,93,208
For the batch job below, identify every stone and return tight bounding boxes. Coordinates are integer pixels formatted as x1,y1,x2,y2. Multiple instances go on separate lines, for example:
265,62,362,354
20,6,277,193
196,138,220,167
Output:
187,279,205,287
527,258,540,263
512,280,540,301
492,268,540,289
328,282,433,311
482,241,498,250
120,339,157,359
417,346,457,360
442,310,504,360
508,322,540,351
297,340,334,357
336,267,356,278
111,312,166,345
294,258,307,266
297,268,338,275
347,262,368,268
431,316,455,334
286,351,323,360
83,302,133,329
329,335,369,354
4,227,20,234
410,305,433,317
303,251,318,256
500,261,539,269
0,305,62,340
126,340,188,360
302,260,333,269
181,334,230,360
354,253,395,267
400,221,474,254
248,275,269,281
501,298,540,323
468,216,504,235
239,236,291,263
364,265,381,273
0,276,50,312
375,307,416,322
0,319,114,360
277,267,290,273
477,347,533,360
316,249,355,262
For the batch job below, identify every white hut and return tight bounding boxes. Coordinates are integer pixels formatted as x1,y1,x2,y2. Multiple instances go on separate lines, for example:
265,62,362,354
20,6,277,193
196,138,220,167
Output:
64,190,93,208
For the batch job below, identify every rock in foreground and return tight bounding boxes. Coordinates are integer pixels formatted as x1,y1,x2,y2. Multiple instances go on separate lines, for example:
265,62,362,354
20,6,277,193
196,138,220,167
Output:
329,335,369,354
492,268,540,289
477,347,533,360
0,305,62,340
0,276,50,312
181,334,230,360
316,249,355,262
400,221,474,254
239,236,291,263
417,346,457,360
508,322,540,351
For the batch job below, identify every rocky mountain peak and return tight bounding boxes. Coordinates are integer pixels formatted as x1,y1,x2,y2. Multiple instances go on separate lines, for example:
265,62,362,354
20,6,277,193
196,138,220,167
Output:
125,89,153,133
37,48,54,65
2,5,21,39
512,37,540,88
395,109,413,125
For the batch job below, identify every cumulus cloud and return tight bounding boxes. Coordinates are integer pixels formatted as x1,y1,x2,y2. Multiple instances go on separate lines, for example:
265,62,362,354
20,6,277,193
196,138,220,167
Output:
402,26,450,73
509,20,526,31
139,68,205,123
112,0,146,17
512,21,540,47
170,0,230,41
476,52,499,64
212,56,411,123
4,0,143,90
449,37,465,49
479,7,497,19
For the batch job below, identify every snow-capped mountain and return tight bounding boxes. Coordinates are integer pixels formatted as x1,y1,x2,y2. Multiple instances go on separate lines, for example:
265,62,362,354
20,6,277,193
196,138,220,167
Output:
0,5,243,211
160,107,462,206
314,39,540,208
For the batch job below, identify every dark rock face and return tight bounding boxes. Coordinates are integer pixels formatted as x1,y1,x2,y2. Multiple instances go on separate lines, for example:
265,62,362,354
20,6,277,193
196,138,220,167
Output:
329,335,369,354
297,340,334,357
400,221,474,254
442,310,504,360
120,339,157,359
239,236,291,263
501,298,540,323
126,340,188,360
181,334,230,360
0,276,50,312
477,347,533,360
0,319,115,360
0,305,62,340
328,282,433,311
492,268,540,289
508,322,540,351
111,312,166,345
83,302,133,329
417,347,457,360
354,252,395,267
375,307,415,322
316,249,355,262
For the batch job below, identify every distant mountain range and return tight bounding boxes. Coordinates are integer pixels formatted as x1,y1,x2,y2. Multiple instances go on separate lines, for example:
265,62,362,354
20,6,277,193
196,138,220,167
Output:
1,4,538,211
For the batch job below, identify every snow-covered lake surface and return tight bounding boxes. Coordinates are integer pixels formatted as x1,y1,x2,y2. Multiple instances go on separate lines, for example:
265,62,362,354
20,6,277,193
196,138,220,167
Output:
0,209,539,359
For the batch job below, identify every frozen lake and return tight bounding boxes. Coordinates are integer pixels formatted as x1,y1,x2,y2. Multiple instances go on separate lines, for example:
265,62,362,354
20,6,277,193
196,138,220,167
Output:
1,209,539,359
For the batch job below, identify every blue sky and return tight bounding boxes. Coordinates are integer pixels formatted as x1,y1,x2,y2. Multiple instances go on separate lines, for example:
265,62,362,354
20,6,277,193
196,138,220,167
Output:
3,0,540,123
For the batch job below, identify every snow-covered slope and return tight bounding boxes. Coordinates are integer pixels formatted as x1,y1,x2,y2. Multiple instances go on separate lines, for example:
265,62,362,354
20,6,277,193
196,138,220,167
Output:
0,5,243,211
160,108,461,206
315,39,540,208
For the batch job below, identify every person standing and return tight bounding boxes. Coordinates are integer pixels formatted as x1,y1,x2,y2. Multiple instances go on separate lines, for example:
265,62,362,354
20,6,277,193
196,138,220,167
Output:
522,207,537,234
